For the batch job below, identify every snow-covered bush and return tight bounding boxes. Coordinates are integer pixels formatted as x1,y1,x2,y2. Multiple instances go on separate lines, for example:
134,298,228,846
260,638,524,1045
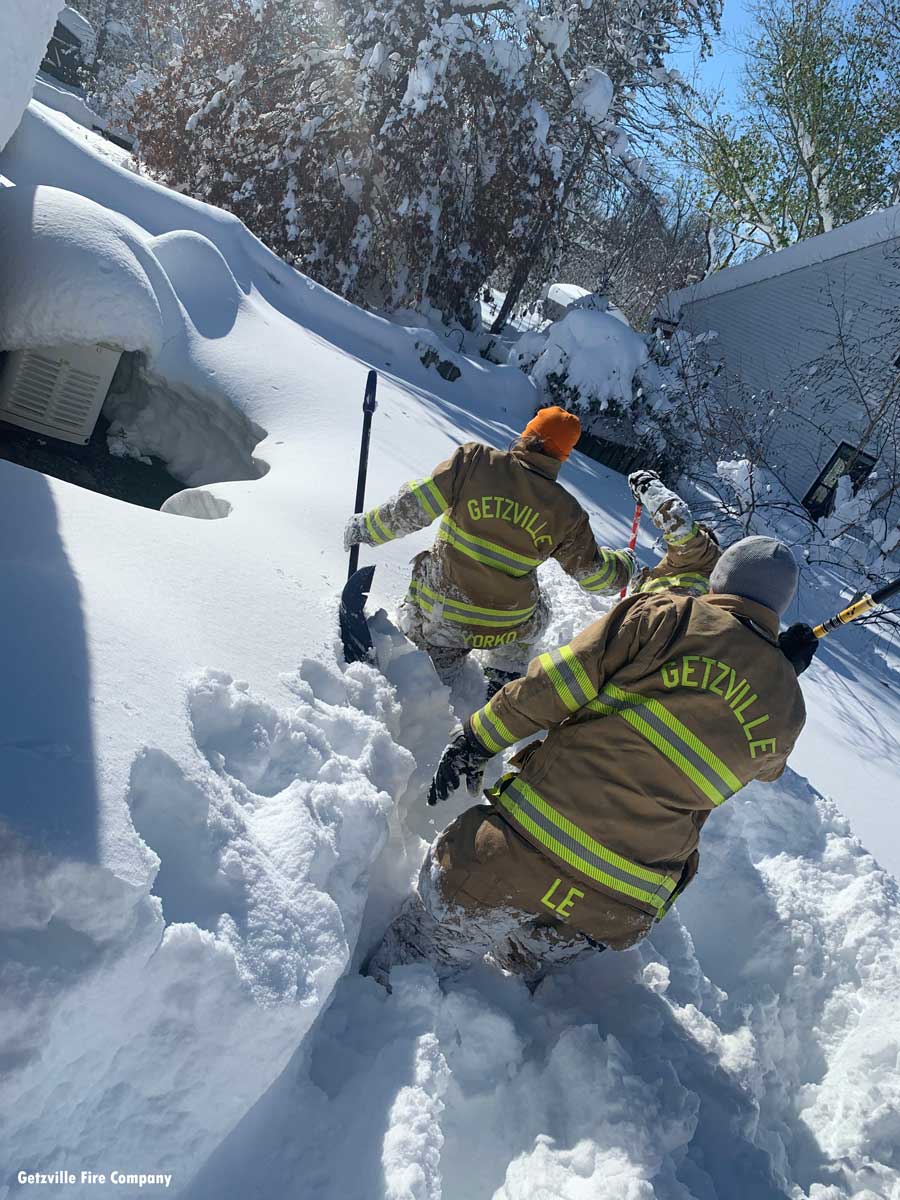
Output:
711,457,900,598
509,296,713,472
530,306,648,412
105,0,719,328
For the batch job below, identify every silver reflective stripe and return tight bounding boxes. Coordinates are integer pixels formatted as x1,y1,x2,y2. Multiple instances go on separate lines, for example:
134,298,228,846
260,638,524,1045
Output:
440,519,537,576
495,778,676,915
593,689,737,805
472,706,516,752
408,582,533,627
442,603,532,627
579,557,617,591
547,647,595,708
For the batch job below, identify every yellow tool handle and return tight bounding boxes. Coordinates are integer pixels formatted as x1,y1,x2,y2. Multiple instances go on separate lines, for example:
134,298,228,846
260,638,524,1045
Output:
814,594,875,638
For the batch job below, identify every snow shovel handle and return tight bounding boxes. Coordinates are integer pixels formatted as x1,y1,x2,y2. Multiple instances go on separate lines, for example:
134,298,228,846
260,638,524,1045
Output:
348,370,378,581
619,503,643,600
813,574,900,637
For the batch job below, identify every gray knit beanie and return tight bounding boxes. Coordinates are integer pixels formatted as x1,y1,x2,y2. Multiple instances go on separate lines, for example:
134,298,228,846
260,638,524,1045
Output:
709,536,799,616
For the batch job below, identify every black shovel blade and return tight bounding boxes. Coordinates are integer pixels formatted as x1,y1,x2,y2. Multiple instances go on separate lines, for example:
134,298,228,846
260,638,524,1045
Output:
339,565,376,663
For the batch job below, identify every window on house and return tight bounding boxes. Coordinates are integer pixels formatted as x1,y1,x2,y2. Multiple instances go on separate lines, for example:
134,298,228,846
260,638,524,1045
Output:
803,442,877,520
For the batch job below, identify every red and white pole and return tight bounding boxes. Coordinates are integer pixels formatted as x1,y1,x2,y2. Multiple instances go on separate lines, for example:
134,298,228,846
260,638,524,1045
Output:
619,503,642,599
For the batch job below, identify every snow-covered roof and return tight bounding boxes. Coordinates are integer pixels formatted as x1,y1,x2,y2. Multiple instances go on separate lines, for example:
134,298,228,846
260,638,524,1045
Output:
57,5,95,45
658,203,900,323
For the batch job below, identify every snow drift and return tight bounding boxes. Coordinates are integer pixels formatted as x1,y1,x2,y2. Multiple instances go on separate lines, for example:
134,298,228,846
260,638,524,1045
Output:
1,93,900,1200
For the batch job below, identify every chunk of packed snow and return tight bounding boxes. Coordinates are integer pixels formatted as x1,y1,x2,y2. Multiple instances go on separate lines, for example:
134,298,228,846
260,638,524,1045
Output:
0,0,62,152
571,67,614,125
544,282,591,309
57,4,95,49
34,72,108,133
533,15,571,57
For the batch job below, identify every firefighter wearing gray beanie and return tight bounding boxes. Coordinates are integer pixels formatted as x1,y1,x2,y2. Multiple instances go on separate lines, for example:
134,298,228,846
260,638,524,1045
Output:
709,536,799,617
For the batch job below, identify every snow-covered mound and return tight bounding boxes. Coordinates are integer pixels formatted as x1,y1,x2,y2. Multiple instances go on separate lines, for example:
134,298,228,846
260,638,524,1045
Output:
0,0,60,153
1,94,900,1200
525,306,649,413
0,185,165,352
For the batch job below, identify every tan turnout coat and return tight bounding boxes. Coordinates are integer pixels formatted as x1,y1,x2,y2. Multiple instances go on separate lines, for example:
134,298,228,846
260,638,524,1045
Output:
357,441,634,649
446,529,806,949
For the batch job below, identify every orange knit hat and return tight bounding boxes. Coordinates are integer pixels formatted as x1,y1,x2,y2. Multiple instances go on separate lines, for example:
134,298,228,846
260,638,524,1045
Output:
521,406,582,461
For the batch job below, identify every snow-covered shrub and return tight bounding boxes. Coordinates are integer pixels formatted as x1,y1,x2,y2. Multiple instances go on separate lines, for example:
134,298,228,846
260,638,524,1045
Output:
509,298,714,472
530,307,648,413
712,457,900,594
114,0,718,328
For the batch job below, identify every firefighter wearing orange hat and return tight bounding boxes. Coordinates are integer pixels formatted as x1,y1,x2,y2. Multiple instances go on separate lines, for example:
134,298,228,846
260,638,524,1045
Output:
343,407,636,689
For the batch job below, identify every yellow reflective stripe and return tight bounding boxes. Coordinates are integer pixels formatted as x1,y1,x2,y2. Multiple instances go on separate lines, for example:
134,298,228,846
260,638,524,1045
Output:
665,522,700,546
410,481,438,520
407,582,532,627
412,581,535,618
471,709,504,753
442,516,541,567
618,707,725,806
559,645,597,704
372,509,394,542
441,609,526,628
538,651,579,712
579,556,617,591
641,572,710,595
494,777,674,916
423,477,448,513
439,527,530,577
484,699,516,745
365,511,385,545
590,682,741,806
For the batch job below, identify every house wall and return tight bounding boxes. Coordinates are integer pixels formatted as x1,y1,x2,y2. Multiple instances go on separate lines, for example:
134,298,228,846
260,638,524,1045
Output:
675,238,900,503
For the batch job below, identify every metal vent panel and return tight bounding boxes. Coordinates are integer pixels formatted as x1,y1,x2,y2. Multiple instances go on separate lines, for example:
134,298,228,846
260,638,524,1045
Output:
0,345,122,444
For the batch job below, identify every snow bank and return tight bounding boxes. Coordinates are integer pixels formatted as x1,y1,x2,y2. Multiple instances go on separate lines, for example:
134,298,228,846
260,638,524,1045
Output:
183,752,900,1200
0,184,164,353
1,665,404,1192
0,0,61,153
34,72,107,134
529,307,649,412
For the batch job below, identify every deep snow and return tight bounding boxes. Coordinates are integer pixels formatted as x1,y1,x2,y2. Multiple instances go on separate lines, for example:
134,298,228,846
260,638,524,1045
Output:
1,93,900,1200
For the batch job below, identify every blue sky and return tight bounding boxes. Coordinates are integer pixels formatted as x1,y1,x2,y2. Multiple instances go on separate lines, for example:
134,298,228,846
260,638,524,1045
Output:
666,0,755,111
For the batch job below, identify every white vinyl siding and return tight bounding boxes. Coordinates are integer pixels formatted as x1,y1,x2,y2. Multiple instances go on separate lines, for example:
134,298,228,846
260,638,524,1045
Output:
666,224,900,503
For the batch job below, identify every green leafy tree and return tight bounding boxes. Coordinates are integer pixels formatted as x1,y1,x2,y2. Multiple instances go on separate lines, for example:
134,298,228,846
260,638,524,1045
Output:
677,0,900,265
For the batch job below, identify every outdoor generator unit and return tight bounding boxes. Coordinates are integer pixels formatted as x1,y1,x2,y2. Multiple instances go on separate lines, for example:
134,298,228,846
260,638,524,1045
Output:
0,344,122,445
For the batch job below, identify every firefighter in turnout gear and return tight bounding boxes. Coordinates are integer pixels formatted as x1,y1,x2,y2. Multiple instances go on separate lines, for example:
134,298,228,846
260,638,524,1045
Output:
343,407,636,688
366,472,809,986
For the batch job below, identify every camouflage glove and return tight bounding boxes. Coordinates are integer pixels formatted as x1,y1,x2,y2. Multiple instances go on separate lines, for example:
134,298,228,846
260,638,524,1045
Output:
778,623,819,676
428,727,493,806
627,469,660,506
627,470,692,539
343,512,367,552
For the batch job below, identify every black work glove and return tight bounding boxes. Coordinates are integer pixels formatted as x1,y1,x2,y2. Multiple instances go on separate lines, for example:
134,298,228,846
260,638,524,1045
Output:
427,727,493,806
778,623,819,676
